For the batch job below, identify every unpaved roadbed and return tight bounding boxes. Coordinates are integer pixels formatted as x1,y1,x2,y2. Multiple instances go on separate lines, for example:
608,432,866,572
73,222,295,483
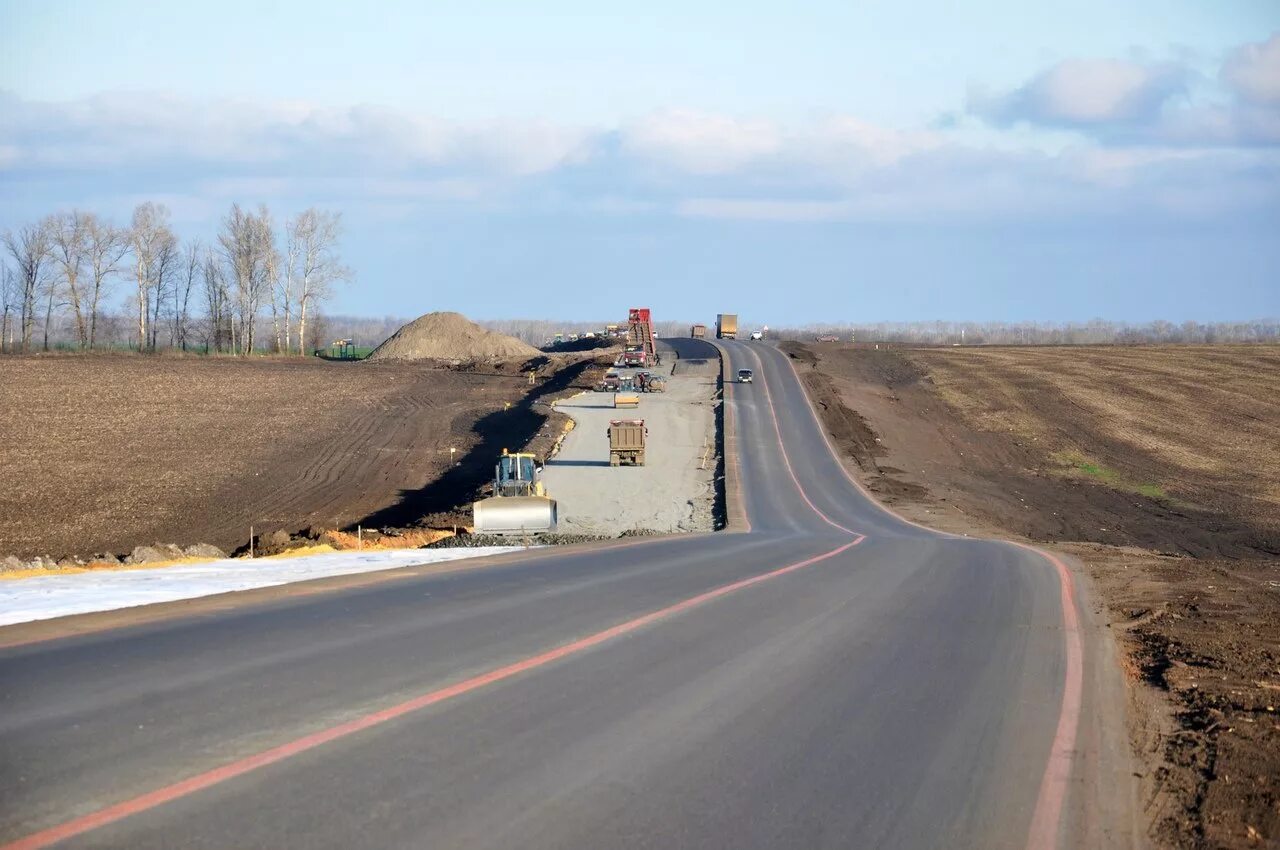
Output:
541,353,718,536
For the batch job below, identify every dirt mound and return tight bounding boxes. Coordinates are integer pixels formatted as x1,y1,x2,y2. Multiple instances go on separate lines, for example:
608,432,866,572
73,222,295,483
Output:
367,312,540,362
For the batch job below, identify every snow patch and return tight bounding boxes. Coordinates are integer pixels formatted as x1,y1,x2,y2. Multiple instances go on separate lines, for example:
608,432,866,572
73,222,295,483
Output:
0,547,527,626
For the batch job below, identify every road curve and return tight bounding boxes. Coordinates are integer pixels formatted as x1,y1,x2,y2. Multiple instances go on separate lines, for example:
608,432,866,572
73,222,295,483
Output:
0,339,1120,849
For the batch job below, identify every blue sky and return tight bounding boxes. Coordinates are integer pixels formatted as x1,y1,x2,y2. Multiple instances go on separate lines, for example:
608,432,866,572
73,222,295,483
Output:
2,0,1278,322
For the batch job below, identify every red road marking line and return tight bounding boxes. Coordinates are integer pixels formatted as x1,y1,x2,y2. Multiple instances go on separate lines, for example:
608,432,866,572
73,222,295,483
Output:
1016,543,1083,850
1,537,863,850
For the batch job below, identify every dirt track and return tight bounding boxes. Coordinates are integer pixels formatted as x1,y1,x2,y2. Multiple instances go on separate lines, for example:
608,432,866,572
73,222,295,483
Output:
785,341,1280,850
0,354,599,558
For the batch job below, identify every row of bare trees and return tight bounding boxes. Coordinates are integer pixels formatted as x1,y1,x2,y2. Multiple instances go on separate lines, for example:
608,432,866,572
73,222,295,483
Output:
1,203,350,354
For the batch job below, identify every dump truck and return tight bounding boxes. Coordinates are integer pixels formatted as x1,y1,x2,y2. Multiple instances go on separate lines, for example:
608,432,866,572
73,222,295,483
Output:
472,449,558,534
690,324,707,339
608,419,647,466
618,346,648,367
614,392,640,409
717,314,738,339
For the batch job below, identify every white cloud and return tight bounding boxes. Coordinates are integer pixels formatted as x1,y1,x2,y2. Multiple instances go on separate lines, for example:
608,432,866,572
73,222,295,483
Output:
970,58,1186,128
678,198,854,221
1222,33,1280,106
968,35,1280,149
0,92,593,175
1,88,1276,230
619,109,781,174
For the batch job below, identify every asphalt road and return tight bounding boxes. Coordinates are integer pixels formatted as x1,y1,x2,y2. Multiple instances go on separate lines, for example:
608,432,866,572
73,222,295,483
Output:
0,339,1124,850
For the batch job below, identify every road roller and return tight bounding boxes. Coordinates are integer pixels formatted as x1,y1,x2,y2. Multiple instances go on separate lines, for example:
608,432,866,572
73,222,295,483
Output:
472,449,558,535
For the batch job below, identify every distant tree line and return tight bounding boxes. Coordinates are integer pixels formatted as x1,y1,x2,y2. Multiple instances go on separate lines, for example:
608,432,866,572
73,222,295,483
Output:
766,319,1280,346
310,316,1280,352
1,204,350,354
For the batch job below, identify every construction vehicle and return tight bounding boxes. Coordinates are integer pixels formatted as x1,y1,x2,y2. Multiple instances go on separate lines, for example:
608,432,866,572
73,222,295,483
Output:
596,372,640,392
690,324,707,339
608,419,647,466
634,371,667,393
717,314,738,339
614,392,640,409
606,323,621,338
626,308,660,365
618,346,648,368
472,449,558,535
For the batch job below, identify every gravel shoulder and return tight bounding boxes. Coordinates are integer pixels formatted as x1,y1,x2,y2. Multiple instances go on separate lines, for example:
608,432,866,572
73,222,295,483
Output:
540,352,718,536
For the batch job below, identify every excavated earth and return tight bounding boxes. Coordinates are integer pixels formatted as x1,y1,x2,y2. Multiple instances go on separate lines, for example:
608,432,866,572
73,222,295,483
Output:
783,341,1280,850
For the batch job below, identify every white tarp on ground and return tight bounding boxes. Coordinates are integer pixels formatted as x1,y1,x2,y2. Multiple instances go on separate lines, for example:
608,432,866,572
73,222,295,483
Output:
0,547,523,627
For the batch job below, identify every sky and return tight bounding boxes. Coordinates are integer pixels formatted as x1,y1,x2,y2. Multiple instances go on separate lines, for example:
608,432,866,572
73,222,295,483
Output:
2,0,1278,323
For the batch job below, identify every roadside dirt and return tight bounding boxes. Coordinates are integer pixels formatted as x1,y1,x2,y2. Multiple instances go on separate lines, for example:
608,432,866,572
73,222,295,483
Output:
783,341,1280,850
0,352,604,559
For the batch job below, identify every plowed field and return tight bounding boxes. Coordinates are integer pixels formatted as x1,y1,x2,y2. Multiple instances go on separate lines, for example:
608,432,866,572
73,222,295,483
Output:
0,354,593,558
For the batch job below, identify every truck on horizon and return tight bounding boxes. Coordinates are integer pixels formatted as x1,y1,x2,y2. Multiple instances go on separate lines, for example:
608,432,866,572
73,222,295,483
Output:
717,314,738,339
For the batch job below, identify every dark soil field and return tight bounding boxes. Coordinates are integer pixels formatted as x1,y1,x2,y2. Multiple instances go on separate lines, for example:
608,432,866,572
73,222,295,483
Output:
784,341,1280,850
0,353,602,559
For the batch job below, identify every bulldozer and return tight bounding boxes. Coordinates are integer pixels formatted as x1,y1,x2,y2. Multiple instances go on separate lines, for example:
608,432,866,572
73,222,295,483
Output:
471,449,558,535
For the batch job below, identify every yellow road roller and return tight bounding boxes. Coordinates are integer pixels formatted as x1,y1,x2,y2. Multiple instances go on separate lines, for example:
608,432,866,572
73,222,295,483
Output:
472,449,558,535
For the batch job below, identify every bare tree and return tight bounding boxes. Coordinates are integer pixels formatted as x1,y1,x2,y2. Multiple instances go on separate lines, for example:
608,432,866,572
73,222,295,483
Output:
129,202,174,351
0,263,17,352
39,245,65,352
84,215,128,348
288,209,351,355
147,231,179,350
267,236,285,352
170,239,201,351
218,203,274,354
201,245,232,352
2,221,51,352
48,211,92,348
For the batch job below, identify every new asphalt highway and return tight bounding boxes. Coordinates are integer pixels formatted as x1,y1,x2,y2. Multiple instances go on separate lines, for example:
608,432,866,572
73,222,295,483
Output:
0,338,1131,849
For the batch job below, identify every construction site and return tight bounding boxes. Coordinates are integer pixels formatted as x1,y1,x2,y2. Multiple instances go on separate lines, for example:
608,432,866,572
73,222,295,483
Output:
0,306,718,562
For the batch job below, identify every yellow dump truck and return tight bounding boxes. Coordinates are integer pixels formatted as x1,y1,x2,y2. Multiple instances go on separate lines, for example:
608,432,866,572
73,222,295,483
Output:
608,419,647,466
691,323,707,338
614,392,640,409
